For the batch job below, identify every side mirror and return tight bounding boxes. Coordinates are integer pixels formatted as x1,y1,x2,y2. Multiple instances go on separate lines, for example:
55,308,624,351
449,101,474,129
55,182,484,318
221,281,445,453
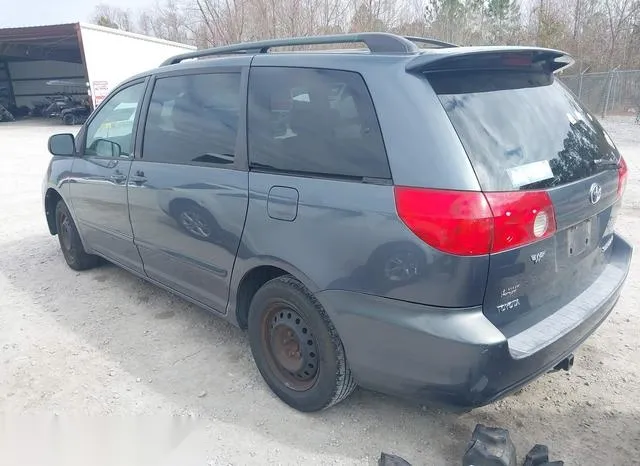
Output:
93,139,122,158
48,133,76,156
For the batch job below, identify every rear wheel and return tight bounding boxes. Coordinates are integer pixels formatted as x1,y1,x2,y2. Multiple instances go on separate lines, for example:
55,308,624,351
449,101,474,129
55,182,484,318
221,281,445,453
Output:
55,200,100,270
248,275,356,412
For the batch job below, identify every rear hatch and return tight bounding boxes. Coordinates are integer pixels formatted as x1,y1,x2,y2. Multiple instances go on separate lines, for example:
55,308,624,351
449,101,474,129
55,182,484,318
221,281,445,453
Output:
422,54,628,334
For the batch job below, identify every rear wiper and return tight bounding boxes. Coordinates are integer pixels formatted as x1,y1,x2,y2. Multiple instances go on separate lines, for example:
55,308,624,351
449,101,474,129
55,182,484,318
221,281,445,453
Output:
592,158,620,170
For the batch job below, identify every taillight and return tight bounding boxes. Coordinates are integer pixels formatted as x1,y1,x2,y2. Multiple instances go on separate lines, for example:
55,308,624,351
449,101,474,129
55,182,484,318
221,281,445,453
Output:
394,188,493,255
618,156,628,199
484,191,556,253
394,187,557,256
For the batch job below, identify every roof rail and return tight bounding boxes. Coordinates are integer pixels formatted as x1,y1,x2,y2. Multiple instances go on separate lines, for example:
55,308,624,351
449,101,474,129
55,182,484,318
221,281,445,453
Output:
404,36,458,48
160,33,419,66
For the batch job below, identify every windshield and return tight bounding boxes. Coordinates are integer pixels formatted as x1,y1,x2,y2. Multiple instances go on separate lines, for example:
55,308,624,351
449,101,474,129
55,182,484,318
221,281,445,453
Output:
430,71,619,191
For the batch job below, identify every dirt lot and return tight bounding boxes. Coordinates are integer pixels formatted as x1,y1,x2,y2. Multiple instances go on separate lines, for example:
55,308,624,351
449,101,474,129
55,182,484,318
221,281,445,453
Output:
0,118,639,465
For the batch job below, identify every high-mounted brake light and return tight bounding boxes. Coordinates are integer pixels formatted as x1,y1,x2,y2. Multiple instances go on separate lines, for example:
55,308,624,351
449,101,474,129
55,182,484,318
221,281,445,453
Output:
618,156,628,199
501,53,533,66
394,187,557,256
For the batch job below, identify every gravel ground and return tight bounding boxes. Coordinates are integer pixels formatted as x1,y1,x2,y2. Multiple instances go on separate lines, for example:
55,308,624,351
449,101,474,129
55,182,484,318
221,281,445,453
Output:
0,118,639,465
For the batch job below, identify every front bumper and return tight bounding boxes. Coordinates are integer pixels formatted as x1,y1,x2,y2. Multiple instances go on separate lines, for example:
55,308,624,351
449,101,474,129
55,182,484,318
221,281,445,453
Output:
317,234,632,408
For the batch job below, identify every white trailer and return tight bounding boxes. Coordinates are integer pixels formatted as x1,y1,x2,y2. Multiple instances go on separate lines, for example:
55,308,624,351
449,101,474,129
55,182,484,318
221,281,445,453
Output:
0,23,195,111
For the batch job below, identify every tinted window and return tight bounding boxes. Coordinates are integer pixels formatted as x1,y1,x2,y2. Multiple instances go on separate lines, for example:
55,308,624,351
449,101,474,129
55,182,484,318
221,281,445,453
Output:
430,71,619,191
248,67,390,180
142,73,241,166
85,82,144,158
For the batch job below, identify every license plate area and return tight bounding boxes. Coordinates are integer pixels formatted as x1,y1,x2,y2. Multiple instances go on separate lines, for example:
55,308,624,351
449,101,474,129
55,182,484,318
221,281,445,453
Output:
568,218,593,257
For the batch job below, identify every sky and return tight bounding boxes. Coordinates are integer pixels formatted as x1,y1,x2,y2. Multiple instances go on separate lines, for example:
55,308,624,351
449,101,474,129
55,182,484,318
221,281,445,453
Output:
1,0,540,29
0,0,154,28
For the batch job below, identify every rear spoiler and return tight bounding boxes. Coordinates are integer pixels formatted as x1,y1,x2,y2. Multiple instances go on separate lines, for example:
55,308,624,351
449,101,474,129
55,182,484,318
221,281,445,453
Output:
405,47,574,74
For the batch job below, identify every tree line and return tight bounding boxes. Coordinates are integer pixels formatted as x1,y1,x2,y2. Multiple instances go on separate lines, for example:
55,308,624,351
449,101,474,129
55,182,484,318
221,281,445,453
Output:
92,0,640,72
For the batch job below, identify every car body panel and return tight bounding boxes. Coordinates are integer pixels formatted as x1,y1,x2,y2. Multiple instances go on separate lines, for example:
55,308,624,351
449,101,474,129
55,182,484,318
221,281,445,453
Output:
43,156,77,234
68,78,149,274
317,233,631,407
69,157,142,272
235,172,489,308
483,171,621,332
128,163,248,313
126,61,251,314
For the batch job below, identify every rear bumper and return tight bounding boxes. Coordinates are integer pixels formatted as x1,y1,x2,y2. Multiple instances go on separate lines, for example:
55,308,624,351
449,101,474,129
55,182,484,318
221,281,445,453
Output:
317,233,632,407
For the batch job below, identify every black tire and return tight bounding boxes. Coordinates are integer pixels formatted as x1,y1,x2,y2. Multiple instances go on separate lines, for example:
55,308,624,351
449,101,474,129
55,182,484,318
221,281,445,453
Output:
63,113,76,125
248,275,356,412
55,200,100,270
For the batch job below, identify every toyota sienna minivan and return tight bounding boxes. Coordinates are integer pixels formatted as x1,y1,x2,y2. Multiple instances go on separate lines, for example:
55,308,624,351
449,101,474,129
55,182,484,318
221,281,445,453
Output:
44,33,632,412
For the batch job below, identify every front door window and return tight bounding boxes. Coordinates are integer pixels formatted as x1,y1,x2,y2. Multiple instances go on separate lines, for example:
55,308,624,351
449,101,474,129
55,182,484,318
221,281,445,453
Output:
84,83,145,158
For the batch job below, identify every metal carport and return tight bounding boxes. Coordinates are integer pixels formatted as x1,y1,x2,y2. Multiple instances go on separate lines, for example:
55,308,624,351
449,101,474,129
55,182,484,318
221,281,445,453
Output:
0,23,194,113
0,24,87,111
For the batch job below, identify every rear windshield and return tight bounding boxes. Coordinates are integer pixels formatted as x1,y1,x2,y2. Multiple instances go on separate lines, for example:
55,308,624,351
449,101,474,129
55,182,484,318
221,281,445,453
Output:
430,71,619,191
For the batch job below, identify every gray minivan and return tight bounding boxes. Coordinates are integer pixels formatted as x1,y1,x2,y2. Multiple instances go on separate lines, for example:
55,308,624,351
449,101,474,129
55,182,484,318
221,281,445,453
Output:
43,33,632,412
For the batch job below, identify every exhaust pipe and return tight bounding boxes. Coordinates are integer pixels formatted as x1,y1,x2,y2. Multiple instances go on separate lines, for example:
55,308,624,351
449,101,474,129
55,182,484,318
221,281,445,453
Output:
551,354,574,372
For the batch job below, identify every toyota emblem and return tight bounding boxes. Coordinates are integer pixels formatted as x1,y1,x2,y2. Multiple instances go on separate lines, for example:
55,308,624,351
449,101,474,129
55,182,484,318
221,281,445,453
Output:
589,183,602,205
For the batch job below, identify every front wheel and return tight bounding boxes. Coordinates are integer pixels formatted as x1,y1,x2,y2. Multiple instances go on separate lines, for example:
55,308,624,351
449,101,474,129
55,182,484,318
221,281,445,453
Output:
55,200,100,270
248,275,356,412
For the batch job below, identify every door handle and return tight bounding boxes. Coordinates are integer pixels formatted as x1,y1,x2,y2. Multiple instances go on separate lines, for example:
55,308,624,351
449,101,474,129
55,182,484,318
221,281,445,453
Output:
109,173,127,184
130,170,147,185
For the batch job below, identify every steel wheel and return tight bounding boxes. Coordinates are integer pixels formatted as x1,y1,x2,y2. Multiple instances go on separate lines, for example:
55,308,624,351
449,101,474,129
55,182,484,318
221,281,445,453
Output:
261,303,319,391
59,211,74,252
248,275,356,411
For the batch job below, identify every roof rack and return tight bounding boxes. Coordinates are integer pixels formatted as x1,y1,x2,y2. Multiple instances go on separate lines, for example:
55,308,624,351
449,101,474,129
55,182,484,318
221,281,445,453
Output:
404,36,458,48
161,33,452,66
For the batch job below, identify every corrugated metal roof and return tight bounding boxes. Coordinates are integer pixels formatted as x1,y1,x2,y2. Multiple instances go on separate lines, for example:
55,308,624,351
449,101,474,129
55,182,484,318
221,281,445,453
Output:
0,23,81,63
0,22,194,64
0,23,78,42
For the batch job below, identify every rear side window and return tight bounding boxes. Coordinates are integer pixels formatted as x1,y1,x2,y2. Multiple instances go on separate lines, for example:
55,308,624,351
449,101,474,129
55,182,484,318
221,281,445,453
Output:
430,71,619,191
248,67,390,180
142,72,241,166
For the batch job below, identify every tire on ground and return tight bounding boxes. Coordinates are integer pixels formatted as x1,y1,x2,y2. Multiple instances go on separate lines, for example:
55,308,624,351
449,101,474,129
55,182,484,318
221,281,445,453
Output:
248,275,356,412
55,200,100,271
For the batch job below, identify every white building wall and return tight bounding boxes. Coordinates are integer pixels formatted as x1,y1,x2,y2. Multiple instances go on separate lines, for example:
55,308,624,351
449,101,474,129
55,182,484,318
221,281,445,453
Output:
79,23,195,107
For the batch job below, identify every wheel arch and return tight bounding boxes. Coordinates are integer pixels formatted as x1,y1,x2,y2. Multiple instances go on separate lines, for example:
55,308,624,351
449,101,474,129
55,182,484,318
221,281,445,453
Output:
44,188,89,252
44,188,64,235
230,259,321,329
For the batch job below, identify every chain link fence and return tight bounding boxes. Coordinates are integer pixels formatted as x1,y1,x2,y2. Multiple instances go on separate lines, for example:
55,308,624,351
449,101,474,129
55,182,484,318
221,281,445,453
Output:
560,69,640,119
